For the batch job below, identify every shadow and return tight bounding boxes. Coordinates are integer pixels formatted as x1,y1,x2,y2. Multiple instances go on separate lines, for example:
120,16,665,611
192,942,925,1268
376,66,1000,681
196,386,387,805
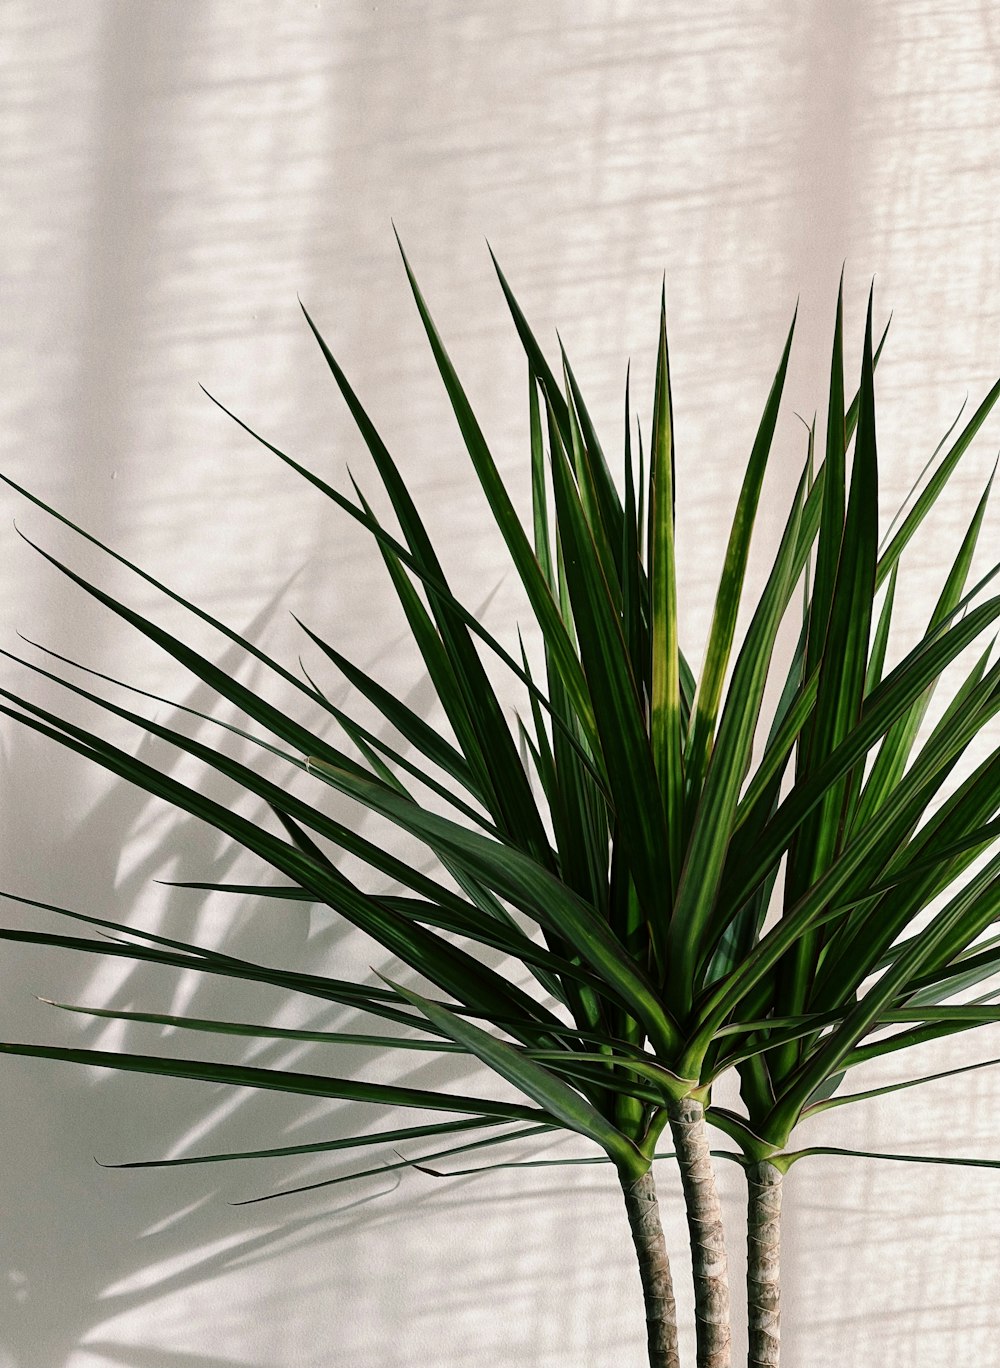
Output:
11,3,1000,1365
1,543,562,1368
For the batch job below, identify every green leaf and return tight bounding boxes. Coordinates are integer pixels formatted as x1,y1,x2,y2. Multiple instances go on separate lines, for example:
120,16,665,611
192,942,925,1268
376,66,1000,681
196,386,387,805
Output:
841,1014,1000,1070
684,306,797,807
666,461,808,1009
0,916,445,1037
301,303,550,859
0,474,326,718
529,368,555,590
234,1121,557,1205
0,646,503,931
716,591,1000,934
877,395,967,558
200,392,597,770
0,691,567,1042
1,887,255,969
621,367,646,690
810,655,1000,1010
544,392,673,957
561,346,626,570
707,639,815,986
306,757,682,1058
291,614,481,798
649,285,684,895
389,239,597,751
37,998,456,1051
101,1116,515,1169
876,373,1000,588
804,1053,1000,1115
523,1048,689,1097
561,353,622,601
850,465,995,835
904,938,1000,1008
690,653,1000,1070
733,661,819,831
488,247,572,453
766,840,1000,1140
384,976,646,1174
380,1146,747,1179
806,273,848,685
161,880,315,900
863,562,898,699
0,1041,554,1122
12,529,372,784
783,1145,1000,1172
772,284,880,1078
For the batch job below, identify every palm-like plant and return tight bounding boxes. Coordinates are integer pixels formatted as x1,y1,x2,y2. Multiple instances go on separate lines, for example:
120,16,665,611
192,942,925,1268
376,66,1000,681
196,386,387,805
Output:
3,242,1000,1368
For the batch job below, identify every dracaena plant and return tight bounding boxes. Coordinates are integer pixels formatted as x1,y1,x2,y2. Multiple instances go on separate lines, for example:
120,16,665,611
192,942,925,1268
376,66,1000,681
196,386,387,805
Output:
3,241,1000,1368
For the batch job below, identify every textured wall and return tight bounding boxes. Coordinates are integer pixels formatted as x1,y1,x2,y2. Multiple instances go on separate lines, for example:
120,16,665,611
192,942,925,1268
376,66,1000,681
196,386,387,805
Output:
3,3,1000,1365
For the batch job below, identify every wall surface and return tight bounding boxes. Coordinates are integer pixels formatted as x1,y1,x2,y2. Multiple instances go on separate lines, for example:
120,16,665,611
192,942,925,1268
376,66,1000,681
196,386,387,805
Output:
3,3,1000,1366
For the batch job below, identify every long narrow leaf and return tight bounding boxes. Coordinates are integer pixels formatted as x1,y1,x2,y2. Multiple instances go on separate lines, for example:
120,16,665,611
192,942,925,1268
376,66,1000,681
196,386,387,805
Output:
0,693,567,1041
876,374,1000,587
0,1042,554,1120
101,1116,515,1169
666,464,807,1009
545,395,673,956
649,285,684,893
684,307,796,803
306,757,682,1058
385,977,646,1172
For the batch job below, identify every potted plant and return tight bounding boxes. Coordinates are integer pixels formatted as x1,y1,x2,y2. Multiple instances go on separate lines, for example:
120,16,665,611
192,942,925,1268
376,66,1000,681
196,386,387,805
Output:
3,240,1000,1366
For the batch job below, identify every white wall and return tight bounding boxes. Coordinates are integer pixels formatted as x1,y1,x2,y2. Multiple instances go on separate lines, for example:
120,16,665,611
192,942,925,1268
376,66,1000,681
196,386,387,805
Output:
3,2,1000,1365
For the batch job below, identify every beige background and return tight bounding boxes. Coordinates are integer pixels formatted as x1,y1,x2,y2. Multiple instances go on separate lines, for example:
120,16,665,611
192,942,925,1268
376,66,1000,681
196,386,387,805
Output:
3,2,1000,1365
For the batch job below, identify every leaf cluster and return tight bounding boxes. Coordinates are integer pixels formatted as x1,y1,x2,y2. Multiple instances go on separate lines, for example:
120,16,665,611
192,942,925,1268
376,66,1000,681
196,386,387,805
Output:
4,246,1000,1196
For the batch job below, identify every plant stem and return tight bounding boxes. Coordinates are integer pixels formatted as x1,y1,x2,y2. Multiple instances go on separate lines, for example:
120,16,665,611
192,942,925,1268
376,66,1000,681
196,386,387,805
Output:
620,1166,681,1368
746,1161,782,1368
668,1097,732,1367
